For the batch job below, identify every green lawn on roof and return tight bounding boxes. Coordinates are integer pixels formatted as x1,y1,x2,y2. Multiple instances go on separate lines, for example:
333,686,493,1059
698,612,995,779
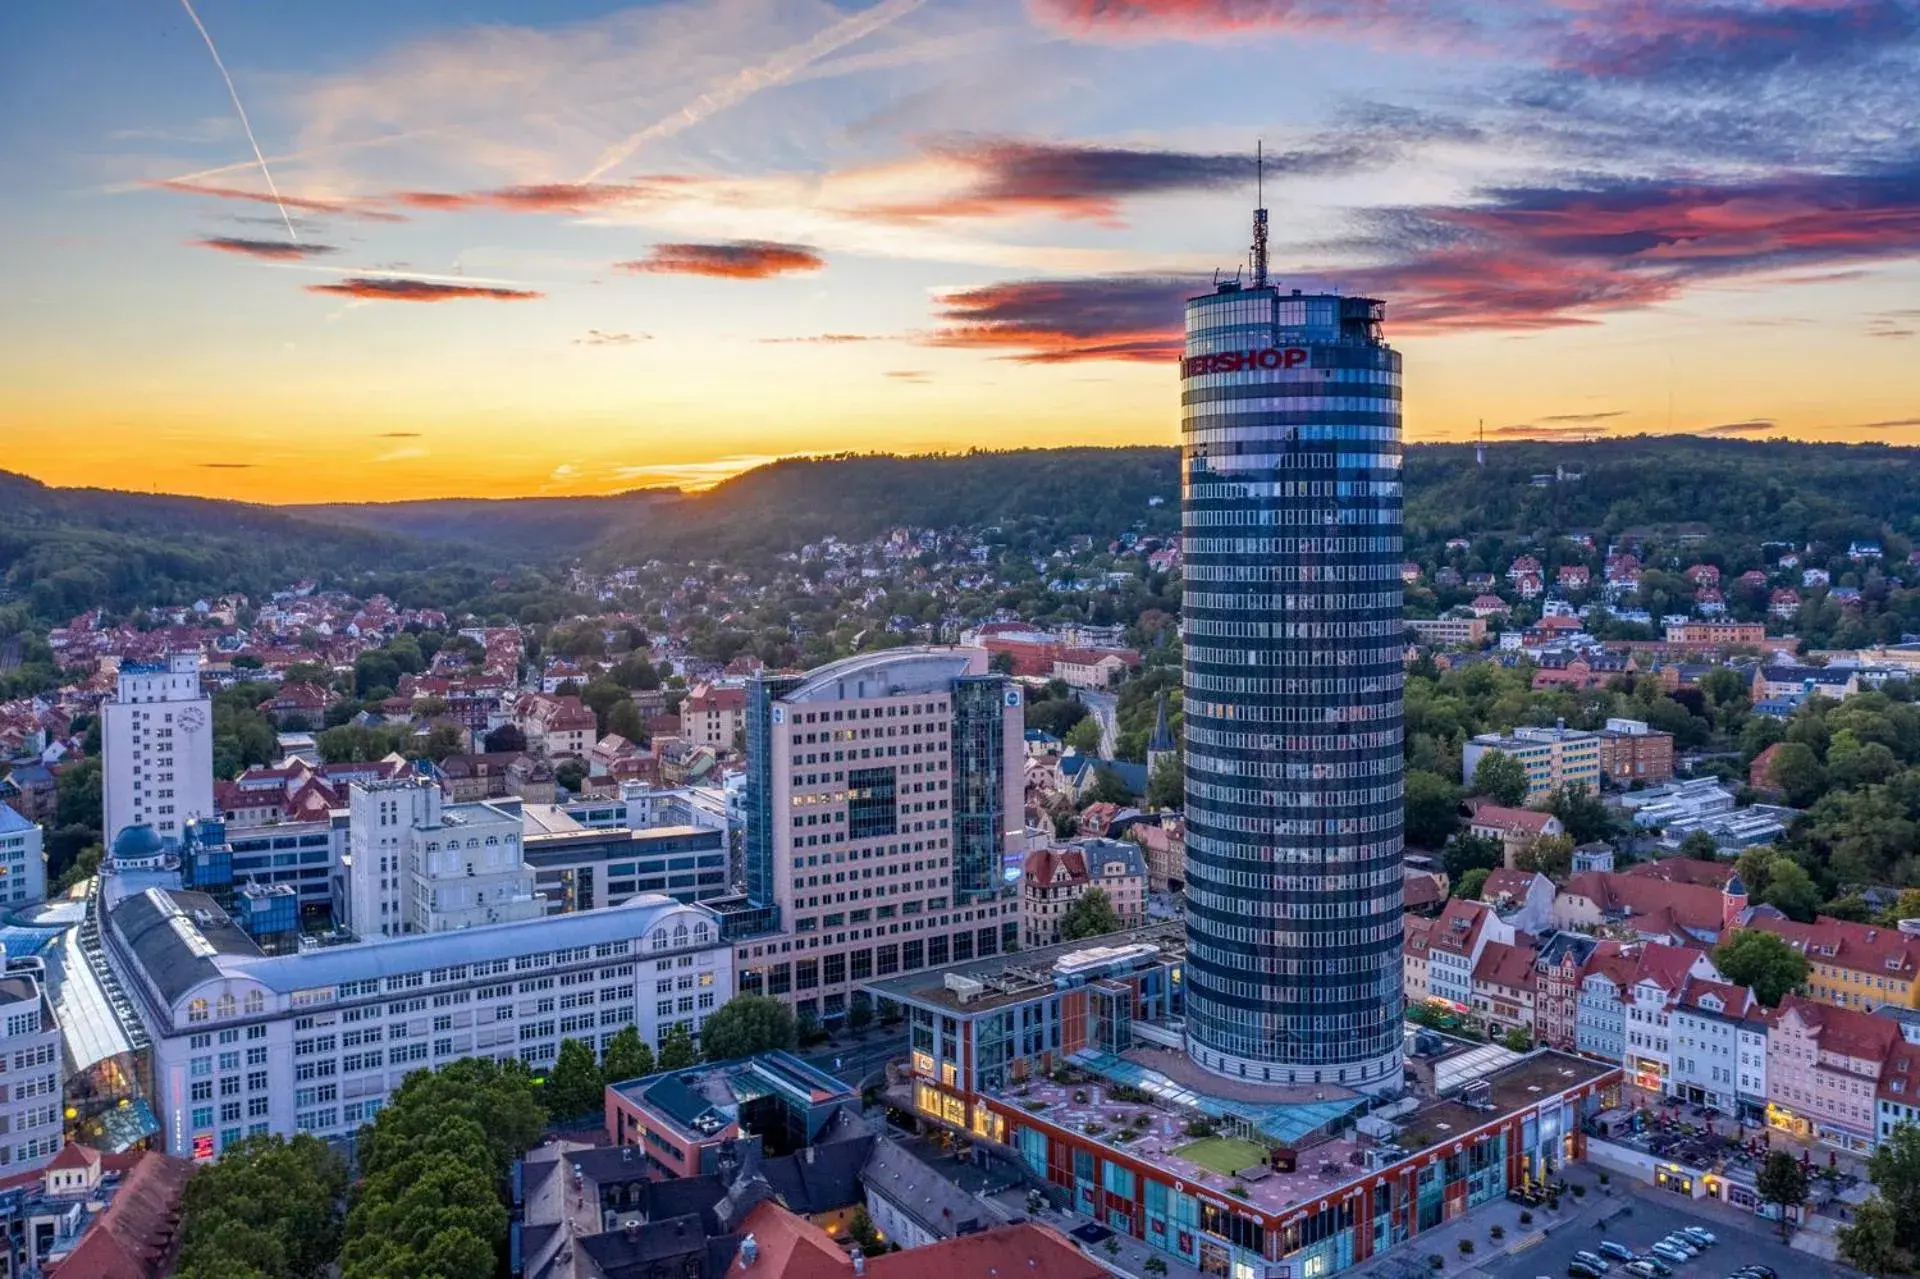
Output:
1174,1136,1269,1177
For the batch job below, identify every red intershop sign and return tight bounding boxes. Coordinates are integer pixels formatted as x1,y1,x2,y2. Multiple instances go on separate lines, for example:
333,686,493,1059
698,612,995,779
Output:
1181,347,1309,377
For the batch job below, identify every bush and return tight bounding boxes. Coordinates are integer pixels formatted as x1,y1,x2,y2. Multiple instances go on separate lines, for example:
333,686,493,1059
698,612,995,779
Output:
1185,1118,1218,1138
1572,1184,1587,1198
1459,1240,1475,1255
1597,1172,1610,1185
1490,1225,1505,1241
1519,1211,1533,1226
1428,1256,1445,1271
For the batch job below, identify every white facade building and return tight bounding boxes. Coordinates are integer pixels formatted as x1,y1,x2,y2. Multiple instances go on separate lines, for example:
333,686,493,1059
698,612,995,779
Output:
0,963,64,1171
346,779,537,936
0,805,46,907
105,887,732,1162
1669,980,1759,1113
101,654,214,847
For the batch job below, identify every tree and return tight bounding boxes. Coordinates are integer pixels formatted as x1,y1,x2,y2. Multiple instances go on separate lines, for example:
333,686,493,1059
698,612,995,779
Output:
847,998,874,1033
175,1133,347,1279
1065,717,1103,756
1712,930,1811,1006
422,722,466,762
1146,754,1184,810
482,723,527,754
602,1025,656,1082
1676,829,1721,859
1059,887,1122,941
1405,771,1462,849
1870,1122,1920,1254
699,994,798,1061
1756,1149,1809,1239
1086,767,1134,805
1456,868,1491,901
544,1037,605,1119
1443,832,1504,881
1515,833,1574,881
1547,783,1615,846
1766,740,1828,808
555,759,588,794
988,651,1017,675
1471,750,1530,807
1764,857,1822,921
1500,1027,1532,1052
1839,1195,1905,1275
658,1022,698,1070
607,698,647,744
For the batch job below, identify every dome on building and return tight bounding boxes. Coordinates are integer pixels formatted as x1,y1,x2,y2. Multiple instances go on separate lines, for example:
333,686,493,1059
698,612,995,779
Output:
112,824,164,862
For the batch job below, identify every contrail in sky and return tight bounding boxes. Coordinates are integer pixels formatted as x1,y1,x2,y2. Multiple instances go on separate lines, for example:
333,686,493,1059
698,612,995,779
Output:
175,0,299,243
575,0,926,184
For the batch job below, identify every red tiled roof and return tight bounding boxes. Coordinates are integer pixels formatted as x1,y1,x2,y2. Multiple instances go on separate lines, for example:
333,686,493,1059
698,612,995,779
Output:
1751,916,1920,982
1468,804,1556,835
1776,994,1902,1064
867,1221,1103,1279
1404,913,1437,956
1481,869,1547,902
1579,939,1643,989
1023,846,1090,887
1563,871,1728,939
46,1151,193,1279
1403,876,1446,909
1626,857,1737,890
1430,899,1494,957
1473,939,1540,991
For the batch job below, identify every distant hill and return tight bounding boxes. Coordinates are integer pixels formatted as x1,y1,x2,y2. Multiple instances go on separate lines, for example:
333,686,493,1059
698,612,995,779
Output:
7,438,1918,622
294,490,683,559
0,471,453,620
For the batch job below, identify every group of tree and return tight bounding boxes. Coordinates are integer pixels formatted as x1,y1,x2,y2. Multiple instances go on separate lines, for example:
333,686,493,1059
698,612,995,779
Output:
174,1133,347,1279
1843,1121,1920,1272
541,1024,665,1118
339,1056,545,1279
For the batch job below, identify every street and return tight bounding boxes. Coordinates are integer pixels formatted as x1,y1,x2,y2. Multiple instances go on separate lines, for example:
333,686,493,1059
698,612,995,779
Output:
1081,688,1119,758
798,1025,907,1086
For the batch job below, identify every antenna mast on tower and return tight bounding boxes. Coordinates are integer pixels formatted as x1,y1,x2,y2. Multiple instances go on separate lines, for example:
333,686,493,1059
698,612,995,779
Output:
1476,418,1486,468
1251,140,1270,289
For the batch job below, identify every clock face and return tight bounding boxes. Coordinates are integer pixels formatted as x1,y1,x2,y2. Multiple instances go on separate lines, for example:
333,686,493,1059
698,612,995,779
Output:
178,707,207,732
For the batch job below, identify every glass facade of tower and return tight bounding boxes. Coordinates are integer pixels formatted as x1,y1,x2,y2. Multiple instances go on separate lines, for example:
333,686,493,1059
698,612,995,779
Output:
1180,284,1406,1092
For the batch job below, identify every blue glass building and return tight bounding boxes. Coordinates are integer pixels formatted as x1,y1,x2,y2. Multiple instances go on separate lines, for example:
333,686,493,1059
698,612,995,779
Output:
1179,277,1406,1093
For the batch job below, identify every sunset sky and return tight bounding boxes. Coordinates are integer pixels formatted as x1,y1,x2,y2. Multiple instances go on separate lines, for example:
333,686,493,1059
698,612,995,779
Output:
4,0,1918,502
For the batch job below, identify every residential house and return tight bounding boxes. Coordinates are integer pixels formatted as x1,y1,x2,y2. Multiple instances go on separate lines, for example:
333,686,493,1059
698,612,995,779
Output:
1668,979,1760,1112
1426,899,1515,1011
1622,944,1719,1095
1479,868,1554,934
1018,839,1147,948
1748,742,1786,793
1533,931,1599,1051
1403,914,1436,1006
1127,818,1185,893
1767,995,1899,1152
1462,725,1602,805
1468,595,1510,619
682,682,746,752
1465,803,1564,869
514,693,598,759
1554,870,1747,946
1748,915,1920,1012
1576,941,1642,1064
1471,938,1540,1038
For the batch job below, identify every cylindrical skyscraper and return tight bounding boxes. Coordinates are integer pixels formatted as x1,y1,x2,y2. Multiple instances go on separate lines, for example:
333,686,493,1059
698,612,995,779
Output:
1179,276,1405,1094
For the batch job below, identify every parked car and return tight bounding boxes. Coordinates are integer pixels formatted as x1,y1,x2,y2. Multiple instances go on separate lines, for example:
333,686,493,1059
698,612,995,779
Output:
1575,1252,1613,1272
1625,1262,1661,1278
1737,1268,1775,1279
1570,1261,1606,1279
1599,1242,1637,1261
1649,1242,1691,1265
1661,1236,1699,1257
1679,1228,1716,1247
1636,1255,1673,1276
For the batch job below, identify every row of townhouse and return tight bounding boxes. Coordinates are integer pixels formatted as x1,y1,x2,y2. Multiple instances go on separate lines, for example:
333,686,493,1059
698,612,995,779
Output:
1405,882,1920,1154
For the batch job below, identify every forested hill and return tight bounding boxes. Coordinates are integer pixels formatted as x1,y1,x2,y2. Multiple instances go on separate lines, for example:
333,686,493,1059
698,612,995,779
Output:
1401,438,1920,551
0,471,457,620
593,449,1183,563
7,438,1920,621
293,490,682,558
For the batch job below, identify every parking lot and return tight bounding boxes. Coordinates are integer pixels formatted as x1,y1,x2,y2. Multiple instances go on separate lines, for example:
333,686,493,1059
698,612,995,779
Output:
1476,1196,1852,1279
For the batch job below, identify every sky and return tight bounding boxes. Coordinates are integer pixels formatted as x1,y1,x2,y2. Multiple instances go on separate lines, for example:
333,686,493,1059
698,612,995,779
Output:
2,0,1918,502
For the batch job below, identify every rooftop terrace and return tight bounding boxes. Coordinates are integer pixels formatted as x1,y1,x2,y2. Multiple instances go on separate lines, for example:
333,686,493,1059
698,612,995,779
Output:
969,1049,1614,1220
866,920,1186,1014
